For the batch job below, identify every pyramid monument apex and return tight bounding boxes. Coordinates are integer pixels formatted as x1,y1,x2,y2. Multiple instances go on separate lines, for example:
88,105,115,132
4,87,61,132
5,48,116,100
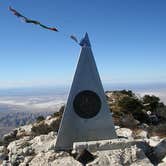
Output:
55,33,117,150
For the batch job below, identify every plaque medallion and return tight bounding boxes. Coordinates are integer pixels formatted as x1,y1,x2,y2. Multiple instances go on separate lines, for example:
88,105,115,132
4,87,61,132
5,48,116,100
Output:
73,90,101,119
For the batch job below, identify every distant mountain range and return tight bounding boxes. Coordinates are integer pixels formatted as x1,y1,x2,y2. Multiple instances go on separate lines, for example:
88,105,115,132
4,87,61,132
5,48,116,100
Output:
0,87,67,138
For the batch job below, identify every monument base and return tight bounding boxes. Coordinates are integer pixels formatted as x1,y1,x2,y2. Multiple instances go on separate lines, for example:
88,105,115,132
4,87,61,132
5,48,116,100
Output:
73,139,149,153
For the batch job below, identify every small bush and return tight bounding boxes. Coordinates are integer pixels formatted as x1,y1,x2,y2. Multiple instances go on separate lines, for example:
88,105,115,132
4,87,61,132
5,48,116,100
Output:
36,116,45,123
0,139,4,146
118,96,143,113
31,122,52,135
52,105,65,117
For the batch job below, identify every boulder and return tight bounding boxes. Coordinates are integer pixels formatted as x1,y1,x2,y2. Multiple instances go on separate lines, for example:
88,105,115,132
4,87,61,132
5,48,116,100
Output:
16,124,33,138
0,146,8,161
135,130,148,139
162,156,166,163
29,151,82,166
148,136,164,147
19,156,34,166
7,136,31,155
30,132,56,153
46,115,52,120
87,145,153,166
116,128,134,140
152,139,166,163
158,163,166,166
157,156,166,166
7,136,33,165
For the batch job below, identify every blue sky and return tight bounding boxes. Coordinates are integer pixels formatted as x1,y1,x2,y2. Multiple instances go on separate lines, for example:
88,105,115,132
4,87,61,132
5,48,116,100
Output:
0,0,166,88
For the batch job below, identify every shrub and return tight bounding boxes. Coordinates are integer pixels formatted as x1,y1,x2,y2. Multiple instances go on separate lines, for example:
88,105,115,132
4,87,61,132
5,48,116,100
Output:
118,96,143,113
53,105,65,117
36,116,45,123
143,95,160,113
31,122,52,135
120,90,134,97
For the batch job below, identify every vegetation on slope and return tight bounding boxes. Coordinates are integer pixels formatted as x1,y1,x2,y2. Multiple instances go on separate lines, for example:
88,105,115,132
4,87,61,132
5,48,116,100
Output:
106,90,166,137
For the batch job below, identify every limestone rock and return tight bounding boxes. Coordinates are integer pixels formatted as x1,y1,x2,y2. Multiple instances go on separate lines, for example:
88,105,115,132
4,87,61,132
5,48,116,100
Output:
135,130,148,139
0,146,8,161
30,131,56,153
52,157,82,166
157,155,166,166
87,145,153,166
116,128,133,140
7,136,31,155
19,156,34,166
158,162,166,166
7,136,33,165
46,115,52,120
29,151,82,166
162,156,166,163
16,124,33,138
148,136,164,147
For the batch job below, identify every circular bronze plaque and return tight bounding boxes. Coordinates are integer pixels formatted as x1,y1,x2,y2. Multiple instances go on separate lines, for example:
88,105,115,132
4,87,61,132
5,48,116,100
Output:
73,90,101,119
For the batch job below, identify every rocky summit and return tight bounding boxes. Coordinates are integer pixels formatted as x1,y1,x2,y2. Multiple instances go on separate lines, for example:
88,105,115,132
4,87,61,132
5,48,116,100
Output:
0,113,166,166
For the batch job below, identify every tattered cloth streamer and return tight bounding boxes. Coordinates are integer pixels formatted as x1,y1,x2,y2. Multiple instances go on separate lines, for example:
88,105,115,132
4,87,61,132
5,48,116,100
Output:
9,6,58,32
9,6,87,46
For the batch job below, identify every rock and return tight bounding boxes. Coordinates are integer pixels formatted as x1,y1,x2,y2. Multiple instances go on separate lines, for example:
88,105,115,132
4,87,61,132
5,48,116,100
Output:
158,163,166,166
29,151,82,166
51,157,82,166
3,130,17,145
162,156,166,163
87,145,153,166
152,139,166,163
46,115,52,120
2,160,10,166
0,146,8,161
73,139,150,154
22,146,34,156
45,117,58,126
7,136,32,165
16,124,33,138
7,136,31,155
136,130,148,139
116,128,134,140
115,126,120,129
157,156,166,166
10,154,24,165
30,132,56,153
19,156,34,166
148,136,164,147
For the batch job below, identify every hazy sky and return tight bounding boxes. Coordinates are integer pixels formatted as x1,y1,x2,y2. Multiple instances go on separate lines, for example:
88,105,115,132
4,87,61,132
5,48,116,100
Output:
0,0,166,88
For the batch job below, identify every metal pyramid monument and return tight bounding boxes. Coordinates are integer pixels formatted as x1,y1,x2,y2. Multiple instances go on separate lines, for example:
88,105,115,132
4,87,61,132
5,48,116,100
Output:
55,33,117,150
